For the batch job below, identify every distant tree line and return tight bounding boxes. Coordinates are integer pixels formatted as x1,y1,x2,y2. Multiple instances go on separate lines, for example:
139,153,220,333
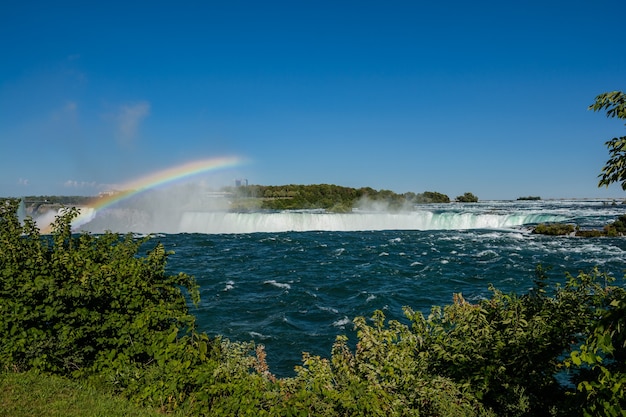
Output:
21,196,94,205
223,184,456,212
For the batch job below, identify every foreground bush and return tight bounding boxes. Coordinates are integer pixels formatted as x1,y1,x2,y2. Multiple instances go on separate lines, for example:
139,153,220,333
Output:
1,199,625,416
0,199,255,411
0,199,201,376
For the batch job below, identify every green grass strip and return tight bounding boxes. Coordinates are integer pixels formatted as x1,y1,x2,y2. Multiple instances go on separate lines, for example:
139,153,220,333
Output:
0,371,170,417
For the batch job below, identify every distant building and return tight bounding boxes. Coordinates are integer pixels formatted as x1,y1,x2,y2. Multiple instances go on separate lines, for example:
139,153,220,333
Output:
235,178,248,187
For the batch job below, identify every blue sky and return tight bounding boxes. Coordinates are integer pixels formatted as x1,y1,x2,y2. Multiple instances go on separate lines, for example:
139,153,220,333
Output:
1,1,625,200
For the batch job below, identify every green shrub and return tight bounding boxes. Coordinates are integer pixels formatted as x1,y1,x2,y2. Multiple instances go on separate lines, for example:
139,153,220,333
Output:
273,268,616,417
413,191,451,204
0,199,200,376
534,216,626,237
604,214,626,236
533,223,576,235
575,229,606,237
568,282,626,417
456,192,479,202
0,199,277,415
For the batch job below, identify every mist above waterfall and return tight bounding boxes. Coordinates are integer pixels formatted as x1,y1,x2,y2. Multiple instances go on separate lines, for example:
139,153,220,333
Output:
354,195,416,212
72,189,573,235
75,183,232,234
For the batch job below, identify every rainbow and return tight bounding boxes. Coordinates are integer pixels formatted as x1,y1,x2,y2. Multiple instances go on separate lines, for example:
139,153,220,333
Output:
71,155,246,228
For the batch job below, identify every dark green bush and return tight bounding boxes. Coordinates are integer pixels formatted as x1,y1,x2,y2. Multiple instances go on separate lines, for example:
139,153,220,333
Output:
568,281,626,417
534,216,626,237
413,190,451,203
575,229,606,237
604,214,626,236
533,223,576,236
0,200,200,376
456,192,479,202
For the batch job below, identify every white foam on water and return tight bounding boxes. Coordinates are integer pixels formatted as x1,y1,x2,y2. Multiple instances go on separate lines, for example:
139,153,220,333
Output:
332,316,351,328
264,280,291,290
317,305,339,314
249,331,271,340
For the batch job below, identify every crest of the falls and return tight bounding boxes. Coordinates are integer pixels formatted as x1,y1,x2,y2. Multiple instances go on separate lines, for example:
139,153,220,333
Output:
177,210,567,234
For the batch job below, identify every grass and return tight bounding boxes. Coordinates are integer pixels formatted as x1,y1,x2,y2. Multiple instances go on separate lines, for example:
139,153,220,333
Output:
0,370,174,417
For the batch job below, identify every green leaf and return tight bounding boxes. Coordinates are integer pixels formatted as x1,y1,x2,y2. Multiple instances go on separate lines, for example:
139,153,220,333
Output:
167,328,178,344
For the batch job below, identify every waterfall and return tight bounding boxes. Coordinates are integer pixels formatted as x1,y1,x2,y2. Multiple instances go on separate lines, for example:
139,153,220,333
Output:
176,210,567,234
72,200,575,234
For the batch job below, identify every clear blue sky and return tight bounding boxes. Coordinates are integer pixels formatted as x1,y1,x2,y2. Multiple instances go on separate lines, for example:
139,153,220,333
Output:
1,0,625,200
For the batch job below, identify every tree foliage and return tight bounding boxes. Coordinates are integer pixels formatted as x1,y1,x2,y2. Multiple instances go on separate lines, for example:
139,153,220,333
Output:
590,91,626,190
0,199,200,376
568,275,626,417
0,199,268,413
456,192,479,203
532,223,576,236
605,214,626,236
227,184,451,211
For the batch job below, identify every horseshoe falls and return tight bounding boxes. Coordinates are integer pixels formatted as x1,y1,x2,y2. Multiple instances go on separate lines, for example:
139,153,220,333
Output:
177,210,566,234
75,200,587,234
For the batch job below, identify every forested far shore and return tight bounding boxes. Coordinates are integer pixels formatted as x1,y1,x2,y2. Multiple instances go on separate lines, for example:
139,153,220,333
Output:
224,184,456,211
